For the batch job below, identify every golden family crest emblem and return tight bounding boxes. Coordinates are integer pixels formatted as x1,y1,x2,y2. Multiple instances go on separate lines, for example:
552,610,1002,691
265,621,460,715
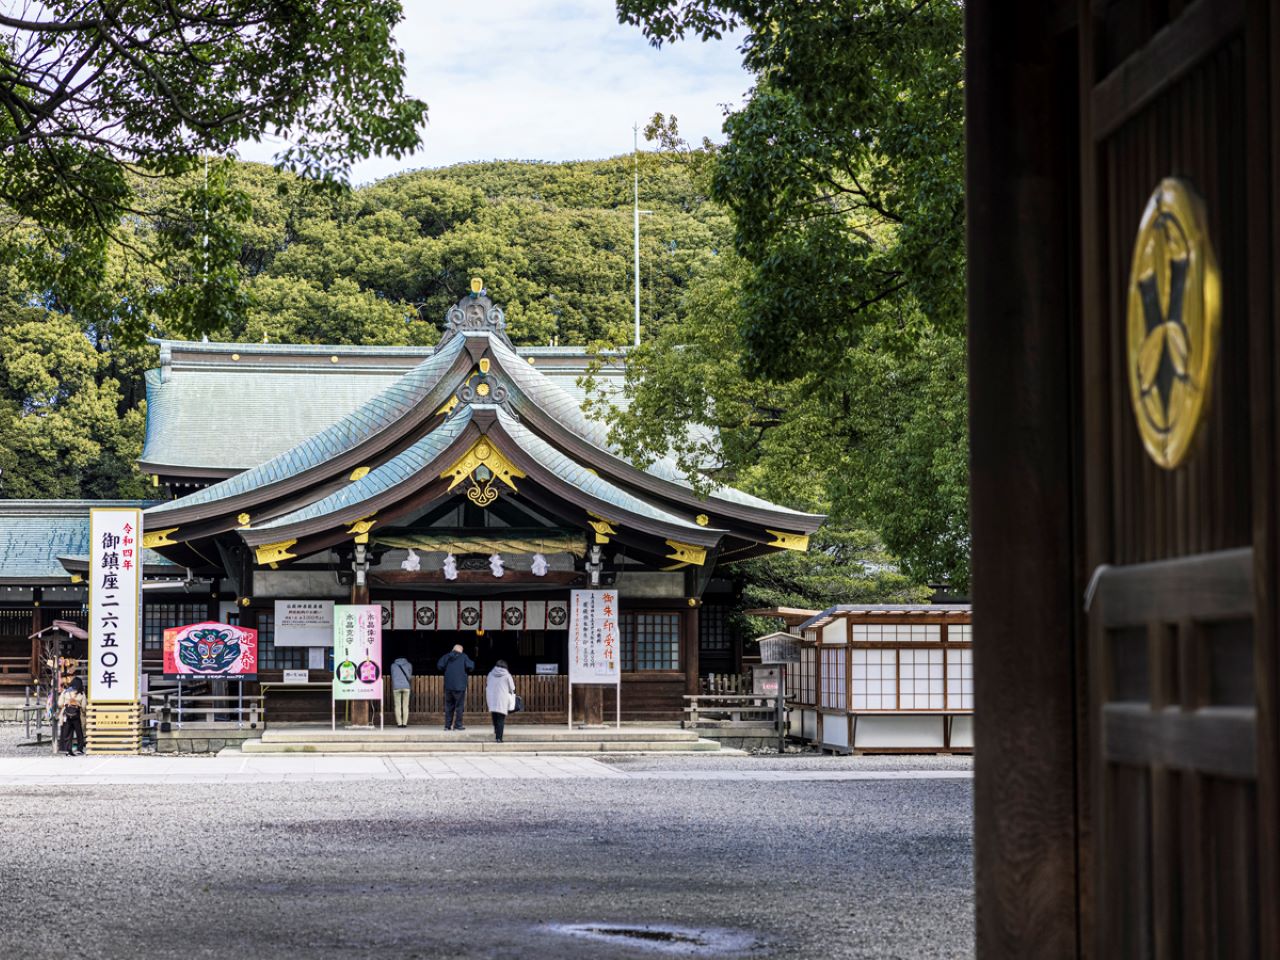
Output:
1126,178,1221,469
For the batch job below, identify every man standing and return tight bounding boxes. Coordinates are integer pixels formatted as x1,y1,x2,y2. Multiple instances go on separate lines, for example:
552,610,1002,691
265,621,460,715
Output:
390,656,414,728
436,644,474,731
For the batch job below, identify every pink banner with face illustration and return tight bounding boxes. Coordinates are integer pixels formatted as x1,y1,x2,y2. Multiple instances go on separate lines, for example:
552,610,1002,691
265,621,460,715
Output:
162,622,259,680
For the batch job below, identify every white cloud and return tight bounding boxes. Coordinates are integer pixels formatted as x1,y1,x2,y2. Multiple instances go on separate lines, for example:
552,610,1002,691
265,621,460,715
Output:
236,0,751,183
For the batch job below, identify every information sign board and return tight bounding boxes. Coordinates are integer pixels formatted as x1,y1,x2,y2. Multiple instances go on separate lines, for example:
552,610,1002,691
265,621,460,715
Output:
332,605,382,701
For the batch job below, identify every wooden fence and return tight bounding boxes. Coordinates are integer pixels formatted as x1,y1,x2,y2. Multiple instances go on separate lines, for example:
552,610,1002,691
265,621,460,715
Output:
700,673,752,695
390,674,568,722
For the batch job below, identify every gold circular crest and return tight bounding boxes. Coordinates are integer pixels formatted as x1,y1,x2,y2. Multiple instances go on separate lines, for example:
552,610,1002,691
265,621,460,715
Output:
1126,178,1221,469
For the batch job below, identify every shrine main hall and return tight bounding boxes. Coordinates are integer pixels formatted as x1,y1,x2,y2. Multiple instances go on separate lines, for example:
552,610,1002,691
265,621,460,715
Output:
0,288,822,721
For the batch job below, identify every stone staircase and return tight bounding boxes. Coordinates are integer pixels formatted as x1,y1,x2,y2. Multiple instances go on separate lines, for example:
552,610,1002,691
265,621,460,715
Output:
238,724,723,755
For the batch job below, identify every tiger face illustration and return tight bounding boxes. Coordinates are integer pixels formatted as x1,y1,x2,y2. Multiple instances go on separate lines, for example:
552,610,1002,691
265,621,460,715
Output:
178,627,241,674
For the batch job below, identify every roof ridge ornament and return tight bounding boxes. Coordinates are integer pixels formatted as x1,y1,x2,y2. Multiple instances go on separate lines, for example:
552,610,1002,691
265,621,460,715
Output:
439,278,514,349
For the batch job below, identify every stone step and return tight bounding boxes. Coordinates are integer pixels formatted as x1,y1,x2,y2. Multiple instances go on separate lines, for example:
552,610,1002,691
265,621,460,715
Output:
240,738,722,755
259,726,702,744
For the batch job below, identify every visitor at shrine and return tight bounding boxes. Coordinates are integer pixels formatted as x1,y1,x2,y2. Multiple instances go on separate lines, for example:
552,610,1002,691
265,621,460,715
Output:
486,660,516,743
390,657,414,728
437,644,474,730
57,677,86,756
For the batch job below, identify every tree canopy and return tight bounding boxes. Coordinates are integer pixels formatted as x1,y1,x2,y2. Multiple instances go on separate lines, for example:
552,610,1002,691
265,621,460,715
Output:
0,1,427,337
611,0,969,587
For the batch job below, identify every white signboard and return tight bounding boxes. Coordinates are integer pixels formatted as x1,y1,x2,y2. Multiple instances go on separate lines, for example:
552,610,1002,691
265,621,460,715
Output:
89,508,142,704
274,600,334,646
569,589,620,685
282,669,309,684
536,663,559,676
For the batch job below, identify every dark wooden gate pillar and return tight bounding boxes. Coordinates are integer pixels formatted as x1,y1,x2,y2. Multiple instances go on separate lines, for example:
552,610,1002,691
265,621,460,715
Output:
967,4,1082,958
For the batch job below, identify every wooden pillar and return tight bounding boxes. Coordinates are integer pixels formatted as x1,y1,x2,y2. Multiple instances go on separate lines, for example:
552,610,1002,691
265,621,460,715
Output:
351,578,370,725
574,685,603,725
967,2,1081,957
683,601,700,696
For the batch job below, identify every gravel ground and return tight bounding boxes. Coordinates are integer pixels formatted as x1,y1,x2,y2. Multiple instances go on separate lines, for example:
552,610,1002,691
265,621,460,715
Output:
601,752,973,772
0,772,973,960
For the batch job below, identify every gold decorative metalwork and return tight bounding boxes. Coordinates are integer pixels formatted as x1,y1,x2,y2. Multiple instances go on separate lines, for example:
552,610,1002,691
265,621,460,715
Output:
479,358,491,374
665,540,707,566
440,436,526,509
695,514,710,526
471,277,484,294
236,513,251,527
239,596,251,607
347,516,377,544
1126,178,1221,469
765,530,810,552
588,517,618,544
255,539,297,565
349,466,370,482
142,527,179,548
477,382,490,397
70,574,83,584
435,395,460,417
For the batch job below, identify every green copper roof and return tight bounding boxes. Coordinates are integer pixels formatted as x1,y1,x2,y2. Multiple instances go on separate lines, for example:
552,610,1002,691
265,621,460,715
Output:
0,501,176,582
141,338,627,473
489,336,819,521
496,409,717,536
250,408,475,533
147,335,468,517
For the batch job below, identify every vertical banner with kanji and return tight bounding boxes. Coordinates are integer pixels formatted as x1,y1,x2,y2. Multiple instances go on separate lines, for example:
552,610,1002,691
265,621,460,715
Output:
332,604,382,701
88,508,142,704
569,590,620,685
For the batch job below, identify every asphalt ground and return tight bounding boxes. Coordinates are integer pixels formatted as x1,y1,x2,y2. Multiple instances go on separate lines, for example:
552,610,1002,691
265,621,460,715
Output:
0,767,974,960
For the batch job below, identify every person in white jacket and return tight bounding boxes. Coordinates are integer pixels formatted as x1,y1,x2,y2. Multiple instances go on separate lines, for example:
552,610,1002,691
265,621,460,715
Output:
486,660,516,743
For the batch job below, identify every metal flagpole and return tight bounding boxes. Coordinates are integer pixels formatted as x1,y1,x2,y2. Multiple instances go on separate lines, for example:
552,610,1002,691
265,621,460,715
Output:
634,124,640,347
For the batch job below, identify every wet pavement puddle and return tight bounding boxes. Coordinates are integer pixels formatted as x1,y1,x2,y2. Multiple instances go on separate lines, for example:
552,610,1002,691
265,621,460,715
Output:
546,922,760,955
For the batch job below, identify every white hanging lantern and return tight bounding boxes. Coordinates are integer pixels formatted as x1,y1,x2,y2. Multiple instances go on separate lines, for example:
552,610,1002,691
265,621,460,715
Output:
531,552,548,577
443,552,458,581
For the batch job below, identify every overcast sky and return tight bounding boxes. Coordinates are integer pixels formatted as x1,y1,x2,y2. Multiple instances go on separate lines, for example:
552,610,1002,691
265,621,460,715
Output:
237,1,752,184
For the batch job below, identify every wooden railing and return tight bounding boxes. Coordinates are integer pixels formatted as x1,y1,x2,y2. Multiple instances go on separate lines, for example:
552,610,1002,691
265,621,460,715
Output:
146,691,262,729
683,692,787,751
392,674,568,721
0,656,33,680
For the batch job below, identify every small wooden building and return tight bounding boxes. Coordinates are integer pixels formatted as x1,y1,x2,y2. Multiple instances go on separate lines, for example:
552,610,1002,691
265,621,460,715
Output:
786,604,972,753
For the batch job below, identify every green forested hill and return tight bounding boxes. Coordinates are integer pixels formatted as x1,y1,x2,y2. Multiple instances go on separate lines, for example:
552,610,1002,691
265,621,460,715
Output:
0,156,729,499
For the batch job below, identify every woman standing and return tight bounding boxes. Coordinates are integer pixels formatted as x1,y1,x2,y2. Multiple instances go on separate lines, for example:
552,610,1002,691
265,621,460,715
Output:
485,660,516,743
57,677,86,756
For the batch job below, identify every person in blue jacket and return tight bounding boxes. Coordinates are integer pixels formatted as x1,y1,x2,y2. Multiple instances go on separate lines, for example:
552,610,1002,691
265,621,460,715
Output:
436,644,475,730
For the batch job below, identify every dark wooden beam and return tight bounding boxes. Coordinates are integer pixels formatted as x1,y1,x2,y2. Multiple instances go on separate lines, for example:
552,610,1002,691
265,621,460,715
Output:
967,2,1082,957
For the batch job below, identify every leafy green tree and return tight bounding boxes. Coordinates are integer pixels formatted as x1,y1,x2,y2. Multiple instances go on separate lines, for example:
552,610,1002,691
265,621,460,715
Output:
614,1,969,587
0,1,427,338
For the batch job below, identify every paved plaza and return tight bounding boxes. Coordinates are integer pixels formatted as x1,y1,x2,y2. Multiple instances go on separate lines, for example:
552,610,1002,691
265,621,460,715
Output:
0,753,974,960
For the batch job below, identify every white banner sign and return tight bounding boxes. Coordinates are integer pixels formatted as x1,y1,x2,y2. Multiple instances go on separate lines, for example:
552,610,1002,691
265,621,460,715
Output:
274,600,334,646
569,589,620,685
89,508,142,703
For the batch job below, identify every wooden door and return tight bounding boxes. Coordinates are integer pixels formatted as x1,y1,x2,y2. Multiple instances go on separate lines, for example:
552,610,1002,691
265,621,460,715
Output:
968,1,1279,957
1078,1,1274,956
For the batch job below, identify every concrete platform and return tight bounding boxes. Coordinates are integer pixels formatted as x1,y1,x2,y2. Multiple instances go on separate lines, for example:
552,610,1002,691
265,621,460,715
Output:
240,723,723,755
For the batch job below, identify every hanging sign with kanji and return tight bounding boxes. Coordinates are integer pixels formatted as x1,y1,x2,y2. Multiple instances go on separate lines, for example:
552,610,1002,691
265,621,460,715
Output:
569,589,620,685
88,508,142,704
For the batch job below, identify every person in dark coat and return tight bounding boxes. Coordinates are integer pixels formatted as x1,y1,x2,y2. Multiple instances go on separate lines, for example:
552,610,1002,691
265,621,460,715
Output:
57,677,86,756
436,644,475,731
